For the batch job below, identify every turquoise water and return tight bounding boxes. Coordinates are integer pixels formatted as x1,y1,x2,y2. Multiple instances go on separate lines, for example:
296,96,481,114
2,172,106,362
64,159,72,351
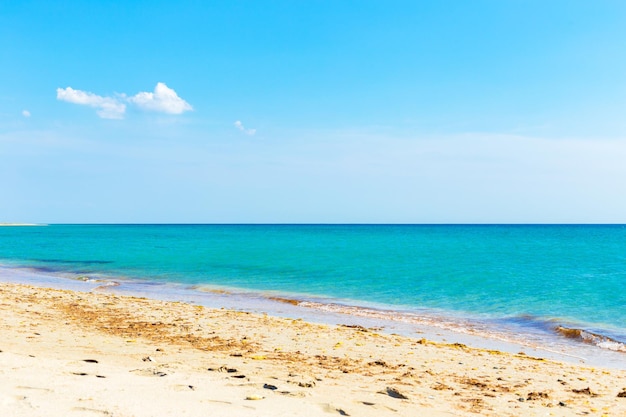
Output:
1,224,626,361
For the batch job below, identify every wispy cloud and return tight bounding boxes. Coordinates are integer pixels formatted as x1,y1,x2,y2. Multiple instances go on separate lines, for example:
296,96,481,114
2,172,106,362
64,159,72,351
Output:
56,87,126,119
234,120,256,135
128,82,192,114
22,110,31,118
56,83,191,119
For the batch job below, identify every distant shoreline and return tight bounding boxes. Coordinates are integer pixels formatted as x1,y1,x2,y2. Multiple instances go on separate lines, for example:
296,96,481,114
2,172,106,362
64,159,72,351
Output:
0,223,45,226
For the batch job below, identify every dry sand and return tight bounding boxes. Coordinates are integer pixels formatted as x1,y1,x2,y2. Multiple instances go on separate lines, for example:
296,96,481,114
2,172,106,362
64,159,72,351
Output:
1,282,625,416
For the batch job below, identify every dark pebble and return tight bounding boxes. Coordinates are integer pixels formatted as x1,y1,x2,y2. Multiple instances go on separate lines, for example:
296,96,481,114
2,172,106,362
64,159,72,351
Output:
385,387,408,399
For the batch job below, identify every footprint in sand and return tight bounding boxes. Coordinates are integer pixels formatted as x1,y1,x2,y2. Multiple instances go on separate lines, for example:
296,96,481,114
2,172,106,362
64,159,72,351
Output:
1,395,28,407
16,386,53,392
130,368,168,377
72,406,113,415
172,384,196,391
321,403,350,415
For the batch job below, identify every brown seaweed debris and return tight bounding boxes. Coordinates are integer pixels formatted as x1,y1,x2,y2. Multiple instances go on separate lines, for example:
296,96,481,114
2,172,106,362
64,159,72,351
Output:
340,324,369,332
572,387,598,397
459,378,488,390
527,391,549,401
268,297,301,306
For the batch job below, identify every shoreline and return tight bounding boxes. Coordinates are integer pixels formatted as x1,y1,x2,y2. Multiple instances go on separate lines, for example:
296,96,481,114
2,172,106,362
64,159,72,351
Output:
2,264,626,370
1,281,626,416
0,223,44,226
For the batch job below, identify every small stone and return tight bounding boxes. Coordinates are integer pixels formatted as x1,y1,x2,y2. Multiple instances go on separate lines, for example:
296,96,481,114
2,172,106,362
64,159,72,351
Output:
212,366,237,373
384,387,409,400
263,384,278,390
617,390,626,398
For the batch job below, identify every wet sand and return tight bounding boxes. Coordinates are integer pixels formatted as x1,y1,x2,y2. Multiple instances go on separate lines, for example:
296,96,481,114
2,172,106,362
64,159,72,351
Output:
1,282,625,416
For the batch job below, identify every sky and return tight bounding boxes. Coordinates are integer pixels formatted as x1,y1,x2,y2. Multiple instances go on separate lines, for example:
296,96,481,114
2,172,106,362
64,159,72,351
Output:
2,0,626,223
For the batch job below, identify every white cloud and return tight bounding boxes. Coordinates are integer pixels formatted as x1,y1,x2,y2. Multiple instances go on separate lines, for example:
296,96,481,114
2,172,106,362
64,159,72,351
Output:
234,120,256,135
128,82,192,114
56,83,192,119
22,110,31,117
56,87,126,119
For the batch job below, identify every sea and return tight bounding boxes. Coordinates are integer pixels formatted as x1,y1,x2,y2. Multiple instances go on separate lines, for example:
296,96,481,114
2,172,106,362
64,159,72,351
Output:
1,224,625,368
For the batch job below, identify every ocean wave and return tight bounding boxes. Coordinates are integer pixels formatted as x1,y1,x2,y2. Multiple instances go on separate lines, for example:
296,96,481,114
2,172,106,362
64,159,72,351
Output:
31,258,114,265
287,299,626,357
296,300,478,332
555,326,626,353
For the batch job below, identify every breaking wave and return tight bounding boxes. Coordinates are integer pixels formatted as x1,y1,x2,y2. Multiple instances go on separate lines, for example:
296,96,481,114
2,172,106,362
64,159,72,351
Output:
555,326,626,353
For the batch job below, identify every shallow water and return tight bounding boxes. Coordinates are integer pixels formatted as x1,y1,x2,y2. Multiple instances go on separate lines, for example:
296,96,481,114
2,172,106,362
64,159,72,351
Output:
1,224,625,368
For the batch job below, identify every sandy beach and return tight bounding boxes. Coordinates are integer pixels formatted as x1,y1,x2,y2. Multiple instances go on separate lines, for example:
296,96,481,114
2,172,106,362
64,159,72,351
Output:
1,282,625,417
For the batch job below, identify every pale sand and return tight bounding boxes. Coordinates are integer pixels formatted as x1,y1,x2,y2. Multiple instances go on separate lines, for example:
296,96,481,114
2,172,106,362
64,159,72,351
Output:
1,283,625,416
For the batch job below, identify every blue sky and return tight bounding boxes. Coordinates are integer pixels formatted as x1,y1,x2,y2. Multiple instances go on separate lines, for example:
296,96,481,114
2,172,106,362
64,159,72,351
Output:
2,1,626,223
